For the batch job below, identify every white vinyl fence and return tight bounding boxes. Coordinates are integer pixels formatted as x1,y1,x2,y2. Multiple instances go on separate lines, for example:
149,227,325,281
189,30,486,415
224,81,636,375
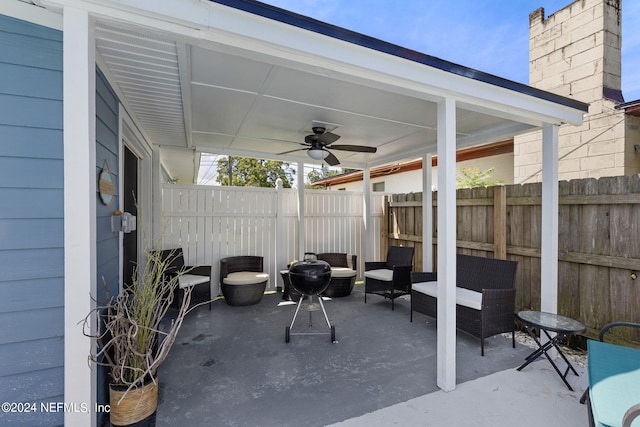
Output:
159,184,384,296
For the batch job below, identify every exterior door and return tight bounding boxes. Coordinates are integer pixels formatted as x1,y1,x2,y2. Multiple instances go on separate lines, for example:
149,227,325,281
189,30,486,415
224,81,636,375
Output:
122,145,138,286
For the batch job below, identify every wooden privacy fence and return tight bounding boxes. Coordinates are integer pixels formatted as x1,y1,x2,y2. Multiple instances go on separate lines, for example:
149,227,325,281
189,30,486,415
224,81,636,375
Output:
385,175,640,343
159,184,385,296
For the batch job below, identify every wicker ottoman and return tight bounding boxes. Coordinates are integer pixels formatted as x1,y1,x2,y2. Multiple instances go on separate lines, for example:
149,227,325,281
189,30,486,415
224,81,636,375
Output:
322,267,357,297
280,270,302,302
222,272,268,306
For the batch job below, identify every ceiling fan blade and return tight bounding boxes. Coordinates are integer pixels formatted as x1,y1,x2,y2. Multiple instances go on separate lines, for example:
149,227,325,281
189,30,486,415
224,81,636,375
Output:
329,144,377,153
277,148,307,155
324,151,340,166
262,137,302,145
318,132,340,145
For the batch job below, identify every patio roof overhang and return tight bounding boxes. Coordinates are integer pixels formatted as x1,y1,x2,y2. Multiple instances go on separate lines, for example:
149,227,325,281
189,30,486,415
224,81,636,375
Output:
39,0,586,183
21,0,588,425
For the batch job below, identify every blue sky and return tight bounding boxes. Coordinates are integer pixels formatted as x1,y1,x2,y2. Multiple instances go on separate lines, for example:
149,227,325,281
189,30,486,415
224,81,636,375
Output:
258,0,640,101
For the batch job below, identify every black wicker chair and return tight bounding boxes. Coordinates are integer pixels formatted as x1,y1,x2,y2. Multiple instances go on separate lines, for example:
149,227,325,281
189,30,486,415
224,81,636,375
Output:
364,246,414,310
151,248,212,311
411,254,517,355
220,256,268,306
316,253,357,297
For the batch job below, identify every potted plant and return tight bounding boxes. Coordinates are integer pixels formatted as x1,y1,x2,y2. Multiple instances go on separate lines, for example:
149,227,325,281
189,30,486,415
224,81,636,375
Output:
84,249,193,426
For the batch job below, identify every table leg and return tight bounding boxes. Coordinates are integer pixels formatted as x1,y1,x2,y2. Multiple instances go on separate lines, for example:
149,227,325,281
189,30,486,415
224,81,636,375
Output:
516,326,579,391
516,325,552,370
542,329,580,377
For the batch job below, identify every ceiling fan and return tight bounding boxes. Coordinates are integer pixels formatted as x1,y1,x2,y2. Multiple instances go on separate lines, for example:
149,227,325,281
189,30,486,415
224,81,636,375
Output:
278,126,377,166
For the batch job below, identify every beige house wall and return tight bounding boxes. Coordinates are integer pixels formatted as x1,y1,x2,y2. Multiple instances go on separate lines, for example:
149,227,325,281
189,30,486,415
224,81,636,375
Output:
514,0,639,184
330,152,514,192
625,115,640,172
515,103,628,182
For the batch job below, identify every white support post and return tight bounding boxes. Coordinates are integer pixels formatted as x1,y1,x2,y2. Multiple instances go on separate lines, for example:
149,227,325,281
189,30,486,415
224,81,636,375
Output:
297,162,305,258
63,7,96,427
423,153,433,272
541,124,560,314
363,165,371,265
275,178,286,287
437,97,457,392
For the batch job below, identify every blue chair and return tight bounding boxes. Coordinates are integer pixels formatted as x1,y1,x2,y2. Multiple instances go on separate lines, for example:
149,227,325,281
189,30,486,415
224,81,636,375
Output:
585,322,640,427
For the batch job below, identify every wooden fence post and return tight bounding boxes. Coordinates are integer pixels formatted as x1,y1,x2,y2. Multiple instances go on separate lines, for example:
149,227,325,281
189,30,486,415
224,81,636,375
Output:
381,195,389,260
494,186,507,259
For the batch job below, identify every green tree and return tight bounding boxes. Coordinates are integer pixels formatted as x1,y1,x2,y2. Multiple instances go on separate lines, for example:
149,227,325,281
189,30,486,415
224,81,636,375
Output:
456,167,502,189
216,157,295,188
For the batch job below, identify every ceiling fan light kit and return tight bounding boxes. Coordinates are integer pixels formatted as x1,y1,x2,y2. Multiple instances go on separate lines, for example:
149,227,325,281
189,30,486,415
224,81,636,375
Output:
308,148,329,160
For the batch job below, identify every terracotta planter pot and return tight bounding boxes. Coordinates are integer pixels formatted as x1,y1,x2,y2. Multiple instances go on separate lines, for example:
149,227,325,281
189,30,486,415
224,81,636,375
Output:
109,379,158,426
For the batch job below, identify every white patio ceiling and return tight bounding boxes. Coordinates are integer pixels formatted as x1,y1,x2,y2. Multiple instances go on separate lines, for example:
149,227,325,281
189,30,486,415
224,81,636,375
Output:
88,0,587,184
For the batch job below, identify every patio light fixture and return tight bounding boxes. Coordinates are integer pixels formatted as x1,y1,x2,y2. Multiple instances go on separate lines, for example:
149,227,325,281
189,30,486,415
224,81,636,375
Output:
308,148,329,160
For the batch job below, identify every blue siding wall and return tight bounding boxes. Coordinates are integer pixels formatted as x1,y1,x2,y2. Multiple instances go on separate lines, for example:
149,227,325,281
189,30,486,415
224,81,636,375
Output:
0,14,64,427
0,16,122,427
96,69,120,305
95,68,120,427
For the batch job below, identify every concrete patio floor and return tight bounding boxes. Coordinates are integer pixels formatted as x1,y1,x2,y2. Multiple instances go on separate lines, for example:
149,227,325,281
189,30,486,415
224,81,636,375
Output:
156,285,589,426
331,355,588,427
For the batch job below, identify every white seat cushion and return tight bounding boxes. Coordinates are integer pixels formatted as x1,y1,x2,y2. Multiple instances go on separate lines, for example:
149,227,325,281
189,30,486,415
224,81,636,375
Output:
412,281,438,297
456,287,482,310
178,274,210,289
331,267,356,278
223,271,269,286
364,269,393,281
412,281,482,310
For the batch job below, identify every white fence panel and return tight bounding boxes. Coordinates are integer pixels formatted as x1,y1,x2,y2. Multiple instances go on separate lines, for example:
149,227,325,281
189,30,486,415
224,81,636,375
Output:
160,185,382,297
304,189,365,272
277,188,299,280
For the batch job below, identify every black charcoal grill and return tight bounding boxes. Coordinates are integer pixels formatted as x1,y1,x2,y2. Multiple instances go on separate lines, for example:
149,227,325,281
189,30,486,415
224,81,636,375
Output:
285,254,336,343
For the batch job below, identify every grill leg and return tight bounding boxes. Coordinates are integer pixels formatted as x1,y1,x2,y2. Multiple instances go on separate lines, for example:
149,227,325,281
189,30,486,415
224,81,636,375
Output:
289,296,305,329
317,295,332,330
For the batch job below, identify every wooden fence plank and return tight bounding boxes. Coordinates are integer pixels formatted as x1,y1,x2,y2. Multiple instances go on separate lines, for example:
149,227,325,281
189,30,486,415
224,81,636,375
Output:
494,186,507,259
